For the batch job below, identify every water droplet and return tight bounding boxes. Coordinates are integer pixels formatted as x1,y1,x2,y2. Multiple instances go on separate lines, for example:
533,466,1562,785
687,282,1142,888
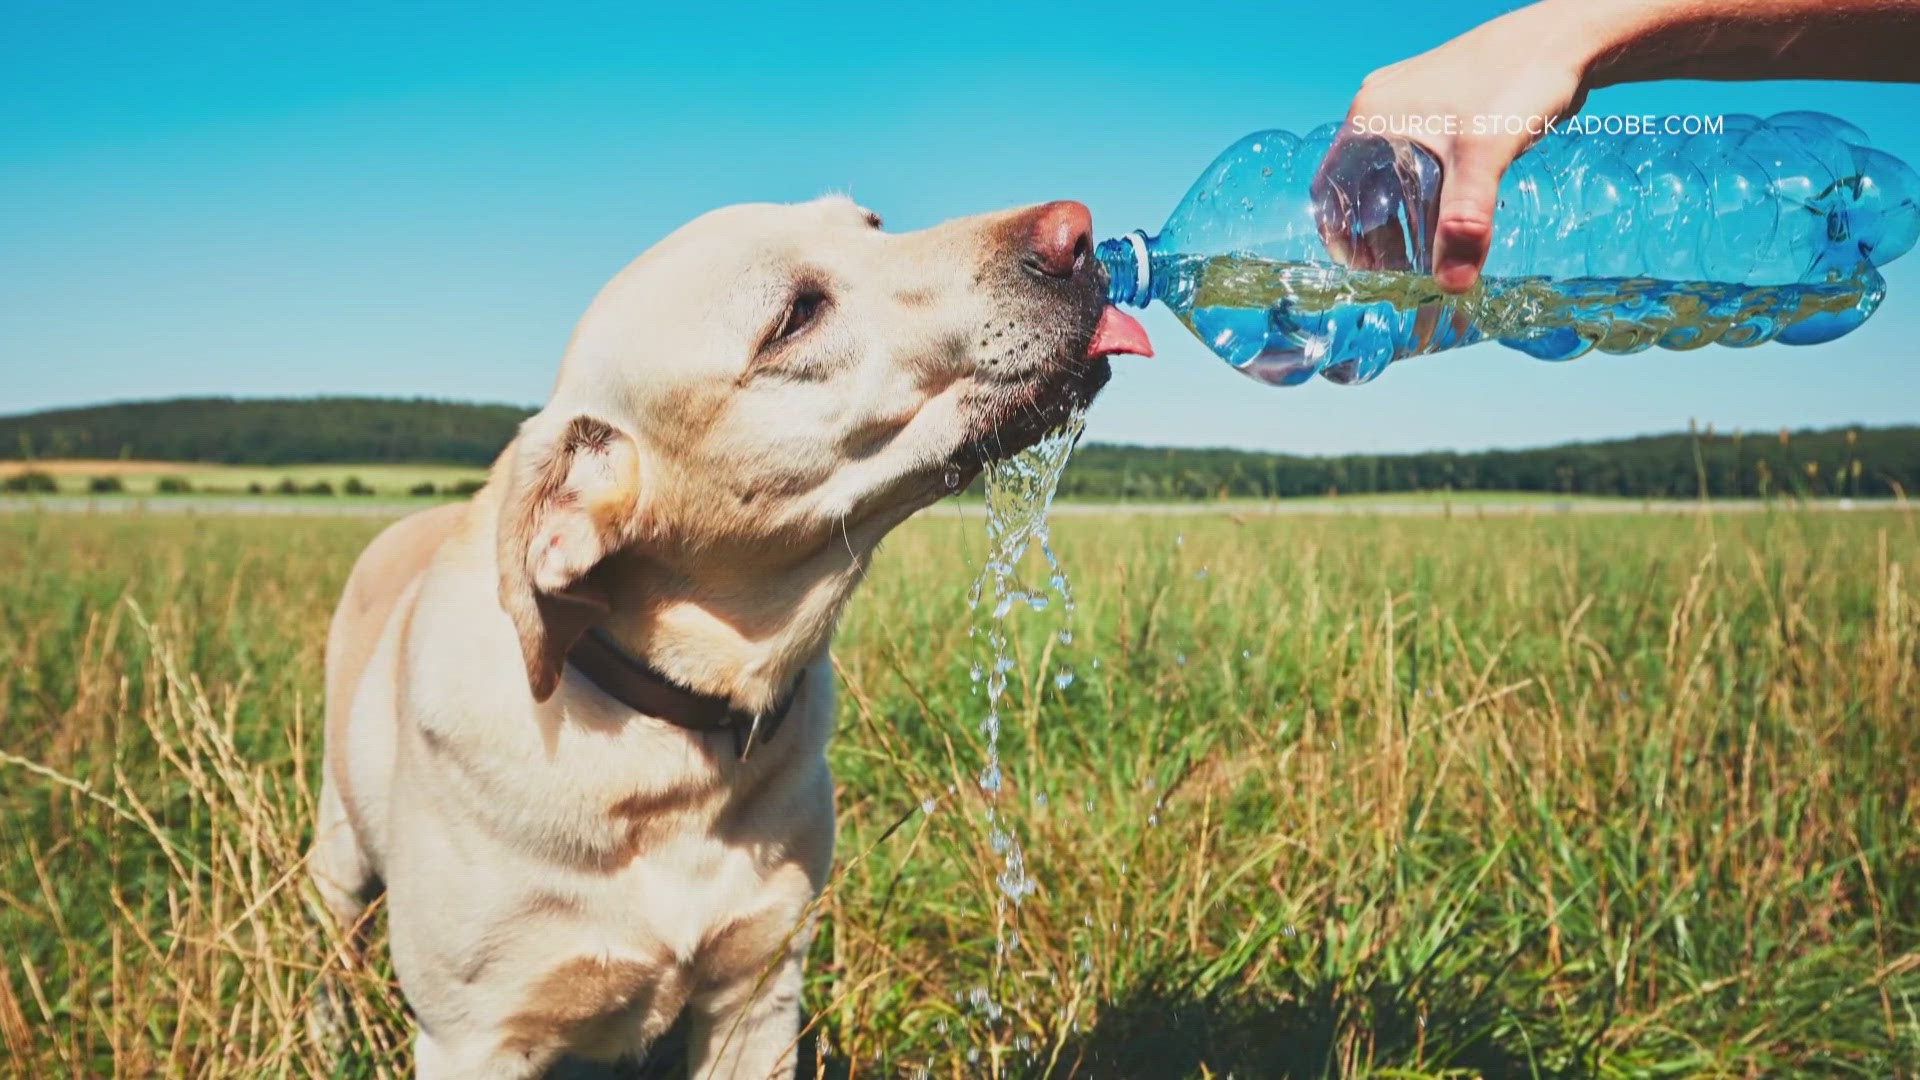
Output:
943,465,962,489
962,411,1087,972
1175,653,1187,666
1034,791,1048,808
1054,667,1075,690
1058,628,1074,645
920,797,937,815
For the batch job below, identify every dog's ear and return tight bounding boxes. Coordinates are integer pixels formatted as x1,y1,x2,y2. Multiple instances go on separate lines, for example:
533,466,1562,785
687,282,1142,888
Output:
496,413,641,701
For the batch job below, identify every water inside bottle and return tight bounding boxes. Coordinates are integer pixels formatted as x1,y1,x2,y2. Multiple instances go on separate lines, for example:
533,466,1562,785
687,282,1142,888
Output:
1162,253,1885,386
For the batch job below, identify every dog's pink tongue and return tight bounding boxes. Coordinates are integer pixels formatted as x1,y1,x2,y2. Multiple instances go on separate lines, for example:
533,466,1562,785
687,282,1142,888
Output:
1088,306,1152,358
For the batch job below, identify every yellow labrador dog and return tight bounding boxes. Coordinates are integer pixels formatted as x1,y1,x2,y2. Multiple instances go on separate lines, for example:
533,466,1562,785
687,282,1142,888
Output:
311,196,1149,1079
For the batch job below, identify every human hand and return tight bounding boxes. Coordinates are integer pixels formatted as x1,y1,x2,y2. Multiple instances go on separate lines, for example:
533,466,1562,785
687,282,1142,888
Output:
1321,0,1606,292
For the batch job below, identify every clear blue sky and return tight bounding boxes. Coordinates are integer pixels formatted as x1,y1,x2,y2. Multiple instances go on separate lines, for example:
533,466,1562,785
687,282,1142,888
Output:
4,0,1918,454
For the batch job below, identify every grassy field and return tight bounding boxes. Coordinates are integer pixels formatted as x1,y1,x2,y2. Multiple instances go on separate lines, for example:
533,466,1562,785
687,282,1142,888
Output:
2,505,1916,1078
0,460,487,497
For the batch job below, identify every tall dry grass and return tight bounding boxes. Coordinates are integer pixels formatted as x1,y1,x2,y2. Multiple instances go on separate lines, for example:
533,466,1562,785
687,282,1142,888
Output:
2,506,1916,1077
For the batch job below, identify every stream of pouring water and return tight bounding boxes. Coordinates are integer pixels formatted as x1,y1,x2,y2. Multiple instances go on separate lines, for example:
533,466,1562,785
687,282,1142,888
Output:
962,409,1086,1049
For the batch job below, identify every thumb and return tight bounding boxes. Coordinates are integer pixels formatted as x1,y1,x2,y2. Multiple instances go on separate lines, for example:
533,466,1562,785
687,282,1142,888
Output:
1432,134,1520,293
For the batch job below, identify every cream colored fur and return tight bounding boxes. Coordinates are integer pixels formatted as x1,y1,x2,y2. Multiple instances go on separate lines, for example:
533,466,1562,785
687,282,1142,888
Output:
311,196,1113,1078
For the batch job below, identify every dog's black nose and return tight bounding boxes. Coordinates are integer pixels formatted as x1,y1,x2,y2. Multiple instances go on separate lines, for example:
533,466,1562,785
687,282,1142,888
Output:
1024,200,1092,279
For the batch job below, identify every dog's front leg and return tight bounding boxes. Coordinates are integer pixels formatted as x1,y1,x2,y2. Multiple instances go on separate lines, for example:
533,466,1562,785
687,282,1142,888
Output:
685,948,806,1080
413,1026,558,1080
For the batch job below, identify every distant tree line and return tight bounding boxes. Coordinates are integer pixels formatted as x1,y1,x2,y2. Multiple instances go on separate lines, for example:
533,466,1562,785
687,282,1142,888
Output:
1,397,531,466
1065,427,1919,500
4,397,1916,500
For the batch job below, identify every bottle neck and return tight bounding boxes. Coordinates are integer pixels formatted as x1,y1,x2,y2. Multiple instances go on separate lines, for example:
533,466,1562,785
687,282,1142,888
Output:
1095,231,1154,307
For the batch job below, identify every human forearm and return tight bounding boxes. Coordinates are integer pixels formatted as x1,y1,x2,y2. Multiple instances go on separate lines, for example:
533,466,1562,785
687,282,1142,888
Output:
1576,0,1920,87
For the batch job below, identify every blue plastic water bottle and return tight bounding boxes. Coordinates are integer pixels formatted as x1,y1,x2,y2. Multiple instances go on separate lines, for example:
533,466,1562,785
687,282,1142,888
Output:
1096,112,1920,386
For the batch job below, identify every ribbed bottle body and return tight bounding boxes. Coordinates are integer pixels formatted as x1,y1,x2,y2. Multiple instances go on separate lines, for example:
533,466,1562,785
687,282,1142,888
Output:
1099,113,1917,385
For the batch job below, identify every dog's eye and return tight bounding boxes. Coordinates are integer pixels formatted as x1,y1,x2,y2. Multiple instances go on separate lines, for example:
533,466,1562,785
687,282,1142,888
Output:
770,288,827,346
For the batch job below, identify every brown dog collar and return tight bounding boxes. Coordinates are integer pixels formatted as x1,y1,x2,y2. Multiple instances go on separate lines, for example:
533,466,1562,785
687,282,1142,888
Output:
565,626,805,761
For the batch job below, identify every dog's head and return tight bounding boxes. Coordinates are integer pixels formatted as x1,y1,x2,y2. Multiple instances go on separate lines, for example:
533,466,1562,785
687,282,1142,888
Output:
495,196,1149,699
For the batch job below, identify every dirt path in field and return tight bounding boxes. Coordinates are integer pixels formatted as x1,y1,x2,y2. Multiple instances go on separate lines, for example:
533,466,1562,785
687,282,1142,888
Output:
1,495,1905,519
